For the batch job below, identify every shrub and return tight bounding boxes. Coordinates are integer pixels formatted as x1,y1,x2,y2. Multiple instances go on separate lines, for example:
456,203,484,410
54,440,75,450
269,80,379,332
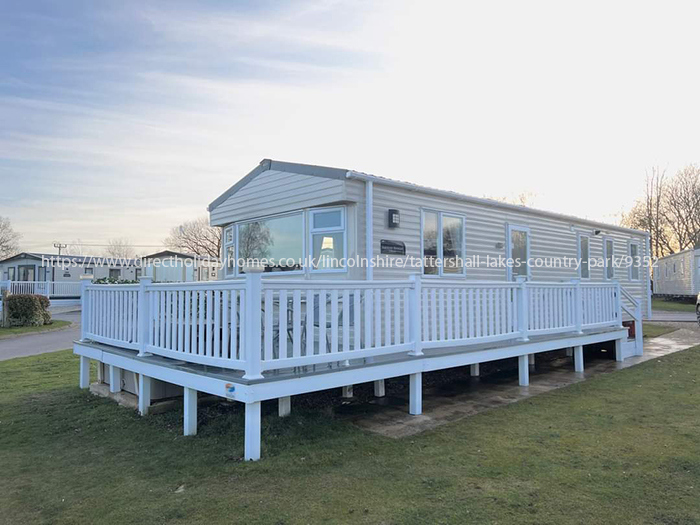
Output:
93,277,138,285
6,294,52,327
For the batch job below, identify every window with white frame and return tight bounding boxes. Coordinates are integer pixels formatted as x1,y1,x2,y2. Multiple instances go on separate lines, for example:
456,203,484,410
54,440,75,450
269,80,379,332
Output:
422,210,465,276
310,207,345,271
629,242,640,281
604,238,614,279
578,234,590,279
8,267,15,280
84,267,94,275
507,225,530,281
238,212,304,272
223,225,235,276
222,206,347,276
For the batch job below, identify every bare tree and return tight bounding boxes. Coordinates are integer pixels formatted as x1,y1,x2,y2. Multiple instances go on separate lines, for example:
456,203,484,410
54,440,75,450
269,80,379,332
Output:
0,216,21,259
67,239,87,256
104,238,136,259
238,222,272,260
662,164,700,251
621,167,676,258
484,192,538,207
164,217,221,258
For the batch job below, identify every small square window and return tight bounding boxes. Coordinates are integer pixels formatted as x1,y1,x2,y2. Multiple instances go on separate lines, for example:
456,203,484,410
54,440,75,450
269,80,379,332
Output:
312,209,342,229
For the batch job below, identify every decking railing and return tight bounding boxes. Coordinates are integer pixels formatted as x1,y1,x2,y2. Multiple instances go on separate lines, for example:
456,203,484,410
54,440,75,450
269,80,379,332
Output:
80,275,624,379
6,280,82,298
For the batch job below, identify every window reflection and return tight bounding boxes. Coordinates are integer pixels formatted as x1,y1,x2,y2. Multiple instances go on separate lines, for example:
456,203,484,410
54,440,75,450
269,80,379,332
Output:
423,211,438,275
511,230,528,279
238,213,303,272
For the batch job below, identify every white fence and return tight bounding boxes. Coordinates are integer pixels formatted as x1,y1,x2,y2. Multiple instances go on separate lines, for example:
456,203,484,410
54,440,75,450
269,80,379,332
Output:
5,281,82,298
81,275,624,379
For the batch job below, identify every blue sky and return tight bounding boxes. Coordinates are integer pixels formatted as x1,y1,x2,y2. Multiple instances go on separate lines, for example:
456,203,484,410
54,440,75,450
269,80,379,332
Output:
2,1,699,254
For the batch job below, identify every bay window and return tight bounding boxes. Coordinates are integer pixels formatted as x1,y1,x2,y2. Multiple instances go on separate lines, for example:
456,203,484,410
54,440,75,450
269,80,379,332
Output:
422,210,465,276
222,206,346,276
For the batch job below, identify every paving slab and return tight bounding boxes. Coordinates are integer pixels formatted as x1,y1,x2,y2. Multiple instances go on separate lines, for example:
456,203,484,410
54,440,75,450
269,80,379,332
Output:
349,329,700,438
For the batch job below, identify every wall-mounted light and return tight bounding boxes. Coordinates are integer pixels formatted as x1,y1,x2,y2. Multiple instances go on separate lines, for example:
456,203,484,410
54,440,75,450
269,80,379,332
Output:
495,242,505,249
594,229,602,235
388,209,400,228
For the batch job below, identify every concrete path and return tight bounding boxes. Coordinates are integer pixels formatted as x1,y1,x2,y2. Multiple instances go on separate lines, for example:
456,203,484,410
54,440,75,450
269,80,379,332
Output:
0,310,80,362
650,310,697,323
348,329,700,438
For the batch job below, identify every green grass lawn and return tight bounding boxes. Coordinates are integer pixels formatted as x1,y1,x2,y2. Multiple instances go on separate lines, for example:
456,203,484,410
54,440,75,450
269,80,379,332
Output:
0,319,71,339
643,322,678,339
1,349,700,524
652,297,696,313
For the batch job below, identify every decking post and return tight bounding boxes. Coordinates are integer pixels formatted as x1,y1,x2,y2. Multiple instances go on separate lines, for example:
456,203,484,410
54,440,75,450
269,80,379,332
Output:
184,387,198,435
1,286,9,328
374,380,386,398
614,338,624,362
528,354,535,367
516,277,529,341
79,275,93,340
243,265,264,380
518,355,529,386
409,372,422,415
634,303,644,355
572,278,583,334
341,385,353,398
137,276,152,357
278,396,291,417
573,345,584,372
615,281,623,328
470,363,480,377
109,365,121,393
138,374,151,415
244,401,261,461
79,356,90,389
408,273,423,356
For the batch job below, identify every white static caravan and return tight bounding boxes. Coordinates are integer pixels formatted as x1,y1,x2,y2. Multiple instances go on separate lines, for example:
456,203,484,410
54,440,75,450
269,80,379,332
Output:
0,252,140,298
142,250,220,283
209,160,651,319
653,248,700,298
74,159,651,461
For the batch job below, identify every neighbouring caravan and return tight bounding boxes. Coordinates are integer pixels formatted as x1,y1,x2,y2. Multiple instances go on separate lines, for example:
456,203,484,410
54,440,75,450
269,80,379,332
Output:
0,252,140,284
142,250,220,283
653,248,700,298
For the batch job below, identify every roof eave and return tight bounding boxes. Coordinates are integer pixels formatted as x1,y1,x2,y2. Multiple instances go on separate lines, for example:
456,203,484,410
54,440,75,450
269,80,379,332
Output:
345,171,650,238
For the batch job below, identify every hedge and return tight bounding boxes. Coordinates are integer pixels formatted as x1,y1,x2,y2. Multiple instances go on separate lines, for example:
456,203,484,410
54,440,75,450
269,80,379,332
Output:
6,294,52,327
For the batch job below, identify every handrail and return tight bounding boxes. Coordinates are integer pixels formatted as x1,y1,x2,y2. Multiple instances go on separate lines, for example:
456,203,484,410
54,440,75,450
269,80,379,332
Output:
79,276,632,377
620,286,640,309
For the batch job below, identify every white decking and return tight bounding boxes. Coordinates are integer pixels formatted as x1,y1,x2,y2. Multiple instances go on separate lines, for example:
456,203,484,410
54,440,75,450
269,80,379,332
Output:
73,273,643,460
